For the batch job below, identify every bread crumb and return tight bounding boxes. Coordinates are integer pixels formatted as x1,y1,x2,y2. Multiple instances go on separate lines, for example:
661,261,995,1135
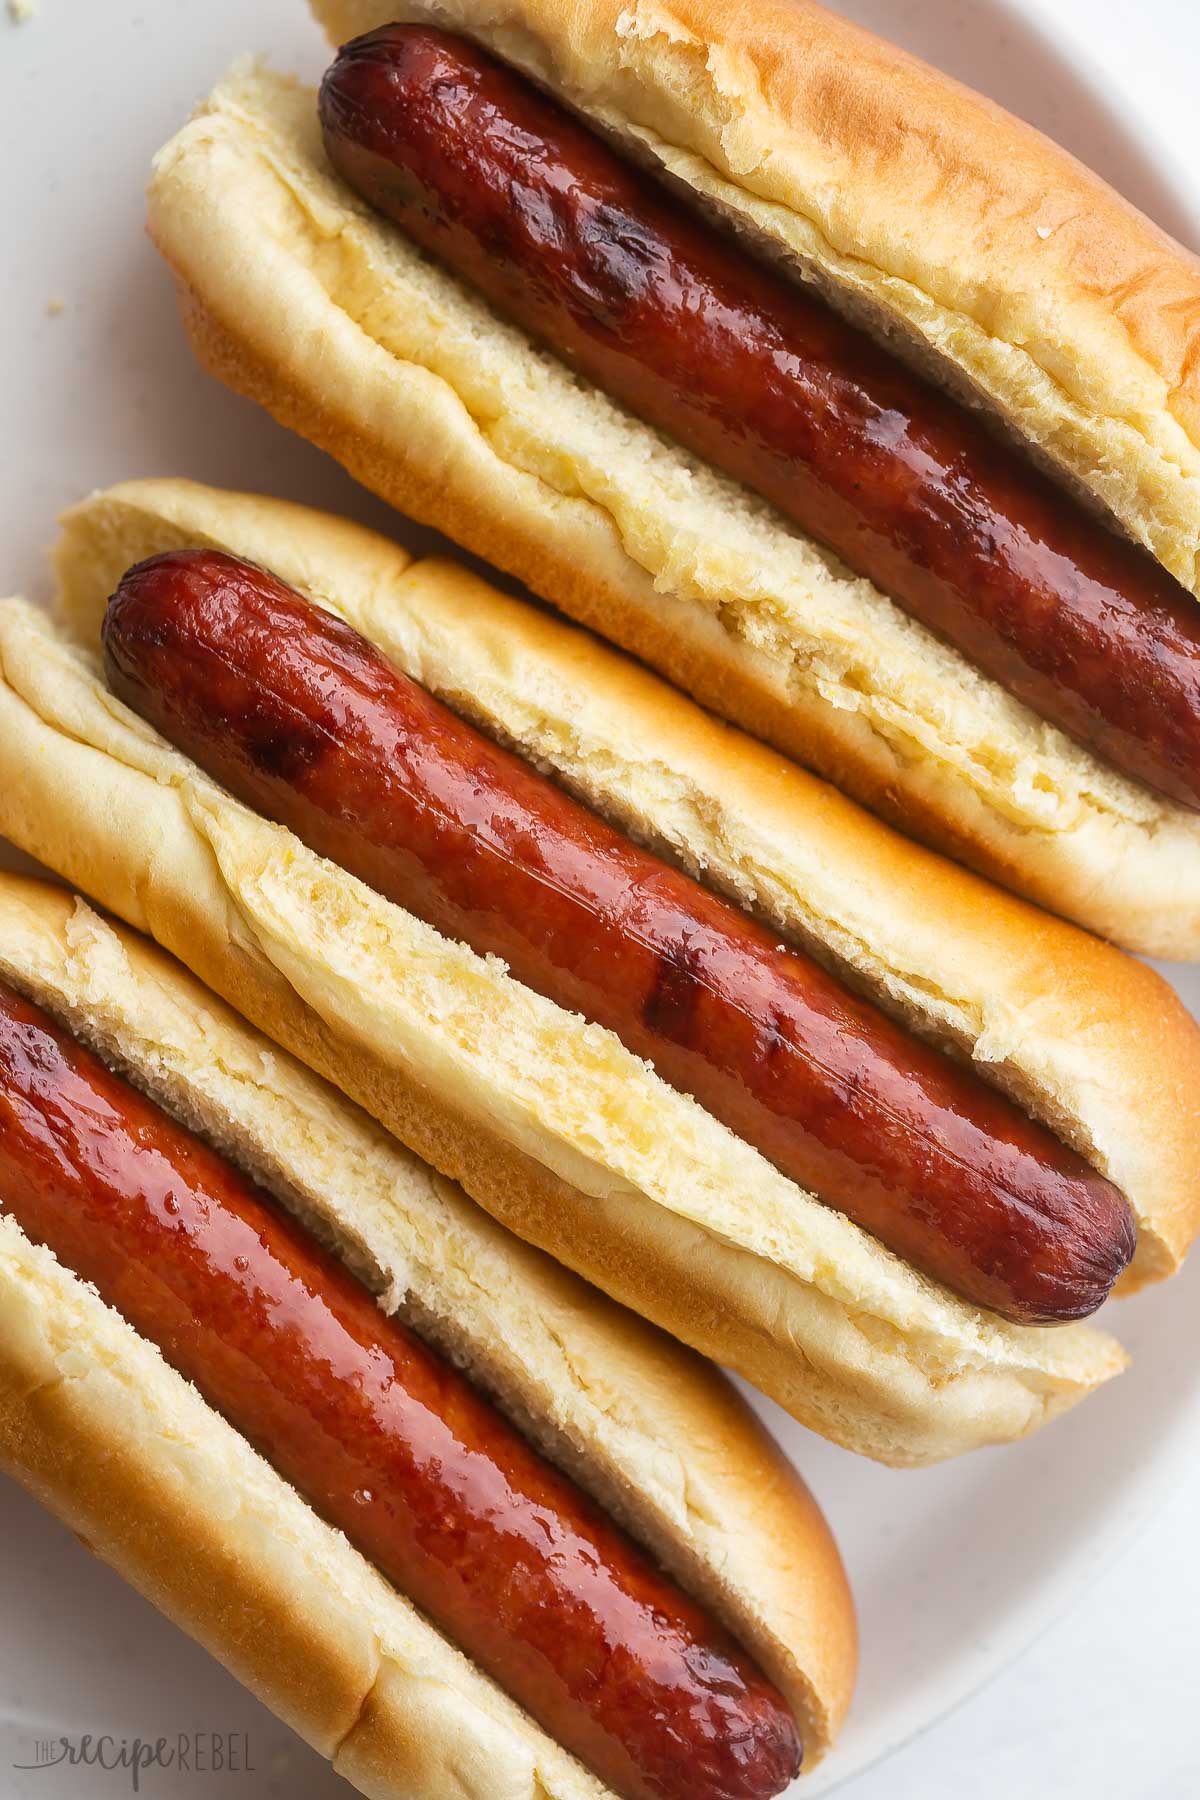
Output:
7,0,37,22
45,297,65,318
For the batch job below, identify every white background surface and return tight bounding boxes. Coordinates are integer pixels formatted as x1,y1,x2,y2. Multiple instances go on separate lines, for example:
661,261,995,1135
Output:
2,3,1199,1798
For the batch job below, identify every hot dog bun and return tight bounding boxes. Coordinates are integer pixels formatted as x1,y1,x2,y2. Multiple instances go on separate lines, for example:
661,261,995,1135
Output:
144,32,1200,958
0,480,1177,1465
0,872,855,1785
53,479,1200,1288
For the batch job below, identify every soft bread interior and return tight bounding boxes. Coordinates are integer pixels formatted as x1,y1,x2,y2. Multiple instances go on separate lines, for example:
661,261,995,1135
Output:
0,592,1126,1466
0,876,855,1763
143,58,1200,959
54,480,1200,1295
316,0,1200,596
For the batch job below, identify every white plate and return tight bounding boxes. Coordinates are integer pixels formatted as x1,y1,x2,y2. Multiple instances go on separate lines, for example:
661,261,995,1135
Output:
1,1,1198,1795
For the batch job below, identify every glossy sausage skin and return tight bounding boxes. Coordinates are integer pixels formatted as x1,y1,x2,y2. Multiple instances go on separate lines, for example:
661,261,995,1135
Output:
102,550,1137,1323
319,24,1200,812
0,978,801,1800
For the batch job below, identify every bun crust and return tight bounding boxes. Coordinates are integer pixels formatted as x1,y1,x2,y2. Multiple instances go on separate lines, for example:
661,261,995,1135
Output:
0,874,855,1779
143,54,1200,958
0,492,1141,1465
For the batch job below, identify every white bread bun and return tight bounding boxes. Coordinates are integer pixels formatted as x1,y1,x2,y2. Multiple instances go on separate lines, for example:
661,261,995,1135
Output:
143,37,1200,959
0,872,855,1785
0,484,1160,1467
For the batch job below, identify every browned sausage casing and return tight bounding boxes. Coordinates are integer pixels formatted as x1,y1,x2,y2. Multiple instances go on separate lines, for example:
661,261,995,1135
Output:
318,24,1200,813
0,977,801,1800
101,549,1136,1324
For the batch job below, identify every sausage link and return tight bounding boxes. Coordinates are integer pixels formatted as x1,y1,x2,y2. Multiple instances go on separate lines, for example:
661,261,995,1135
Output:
102,550,1136,1323
0,977,801,1800
318,24,1200,812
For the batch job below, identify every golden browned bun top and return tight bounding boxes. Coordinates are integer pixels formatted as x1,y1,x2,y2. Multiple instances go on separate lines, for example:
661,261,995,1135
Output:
315,0,1200,597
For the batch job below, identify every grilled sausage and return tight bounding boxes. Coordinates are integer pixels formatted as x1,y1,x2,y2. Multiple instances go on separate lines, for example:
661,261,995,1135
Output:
101,548,1137,1323
318,24,1200,811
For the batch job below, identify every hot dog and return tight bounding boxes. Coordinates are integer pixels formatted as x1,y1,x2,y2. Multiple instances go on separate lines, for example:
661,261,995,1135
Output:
100,546,1135,1325
319,24,1200,814
0,975,799,1800
145,6,1200,956
0,874,853,1796
6,479,1195,1463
